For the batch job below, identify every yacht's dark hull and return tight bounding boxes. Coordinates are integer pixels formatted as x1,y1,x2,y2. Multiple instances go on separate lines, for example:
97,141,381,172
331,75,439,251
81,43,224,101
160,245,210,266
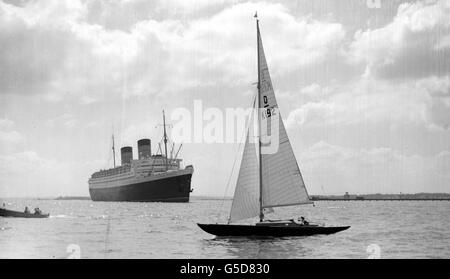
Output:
197,223,350,237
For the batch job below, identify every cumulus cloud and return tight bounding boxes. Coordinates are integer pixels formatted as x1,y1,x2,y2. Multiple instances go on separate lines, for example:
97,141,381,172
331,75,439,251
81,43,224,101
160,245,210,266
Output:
0,0,151,101
286,75,450,130
346,0,450,80
0,0,345,102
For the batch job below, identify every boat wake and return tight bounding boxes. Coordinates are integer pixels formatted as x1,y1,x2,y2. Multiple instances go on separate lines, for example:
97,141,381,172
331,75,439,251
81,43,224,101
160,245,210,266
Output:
49,214,73,219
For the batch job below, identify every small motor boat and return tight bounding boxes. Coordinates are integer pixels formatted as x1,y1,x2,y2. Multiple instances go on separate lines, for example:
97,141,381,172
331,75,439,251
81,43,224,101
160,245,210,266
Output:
0,208,49,218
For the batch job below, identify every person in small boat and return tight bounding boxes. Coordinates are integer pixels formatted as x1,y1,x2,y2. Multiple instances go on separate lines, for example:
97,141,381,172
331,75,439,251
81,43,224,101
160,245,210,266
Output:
299,216,309,226
34,208,42,215
24,206,30,214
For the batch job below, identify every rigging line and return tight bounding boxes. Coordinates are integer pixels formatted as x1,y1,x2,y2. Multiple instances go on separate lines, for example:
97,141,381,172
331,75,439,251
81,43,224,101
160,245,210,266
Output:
217,90,258,223
148,147,161,175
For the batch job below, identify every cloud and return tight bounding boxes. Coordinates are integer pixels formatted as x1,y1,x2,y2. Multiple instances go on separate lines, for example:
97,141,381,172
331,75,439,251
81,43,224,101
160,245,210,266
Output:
299,141,450,194
0,0,91,100
85,0,230,31
0,0,346,103
183,2,345,79
417,76,450,129
347,0,450,80
0,0,144,102
286,75,450,130
1,0,449,198
285,1,450,132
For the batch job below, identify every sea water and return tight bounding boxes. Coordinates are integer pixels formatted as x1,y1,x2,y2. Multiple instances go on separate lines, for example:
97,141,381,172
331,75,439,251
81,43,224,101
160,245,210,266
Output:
0,198,449,258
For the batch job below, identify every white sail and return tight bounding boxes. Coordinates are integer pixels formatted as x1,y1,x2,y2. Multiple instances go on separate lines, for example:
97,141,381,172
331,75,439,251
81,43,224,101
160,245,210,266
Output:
257,22,311,209
228,19,311,223
228,110,260,223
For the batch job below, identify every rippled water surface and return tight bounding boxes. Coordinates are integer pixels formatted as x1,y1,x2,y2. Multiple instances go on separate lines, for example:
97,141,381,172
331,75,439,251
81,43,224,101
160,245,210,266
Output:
1,198,449,258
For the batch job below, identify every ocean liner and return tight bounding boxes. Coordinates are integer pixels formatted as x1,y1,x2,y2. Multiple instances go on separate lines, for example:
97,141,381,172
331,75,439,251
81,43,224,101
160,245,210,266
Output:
88,111,194,202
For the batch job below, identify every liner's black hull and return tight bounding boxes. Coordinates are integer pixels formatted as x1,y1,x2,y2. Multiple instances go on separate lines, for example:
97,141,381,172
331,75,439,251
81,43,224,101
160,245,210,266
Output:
89,173,192,202
0,208,49,218
198,223,350,237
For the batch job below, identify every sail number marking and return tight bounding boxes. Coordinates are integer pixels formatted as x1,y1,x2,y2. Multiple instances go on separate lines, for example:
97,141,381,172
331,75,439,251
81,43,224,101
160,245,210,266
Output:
261,106,277,119
261,92,277,119
260,68,276,119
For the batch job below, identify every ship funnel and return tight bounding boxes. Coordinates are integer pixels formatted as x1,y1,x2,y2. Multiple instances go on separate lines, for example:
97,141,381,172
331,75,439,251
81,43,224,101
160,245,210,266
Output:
138,139,151,159
120,146,133,165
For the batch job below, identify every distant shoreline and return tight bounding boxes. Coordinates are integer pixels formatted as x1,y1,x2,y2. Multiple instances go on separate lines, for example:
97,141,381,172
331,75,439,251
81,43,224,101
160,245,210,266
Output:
54,196,91,200
311,193,450,201
52,196,234,201
1,193,449,201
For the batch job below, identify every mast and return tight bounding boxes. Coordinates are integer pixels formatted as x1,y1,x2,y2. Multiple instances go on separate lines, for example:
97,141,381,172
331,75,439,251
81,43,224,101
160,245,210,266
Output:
112,134,116,168
163,110,169,170
256,13,264,222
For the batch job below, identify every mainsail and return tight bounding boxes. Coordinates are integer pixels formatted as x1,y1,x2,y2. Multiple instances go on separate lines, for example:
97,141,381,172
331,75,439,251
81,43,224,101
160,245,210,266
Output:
257,22,311,210
228,18,311,224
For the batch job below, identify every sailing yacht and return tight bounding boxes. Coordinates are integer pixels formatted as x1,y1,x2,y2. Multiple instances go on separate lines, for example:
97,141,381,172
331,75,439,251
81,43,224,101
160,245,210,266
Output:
197,15,350,237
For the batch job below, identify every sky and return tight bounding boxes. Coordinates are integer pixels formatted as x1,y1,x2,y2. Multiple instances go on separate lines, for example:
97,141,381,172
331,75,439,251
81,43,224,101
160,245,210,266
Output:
0,0,449,198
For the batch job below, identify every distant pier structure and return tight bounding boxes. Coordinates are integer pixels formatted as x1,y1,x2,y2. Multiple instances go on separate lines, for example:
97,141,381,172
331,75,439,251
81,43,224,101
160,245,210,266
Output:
311,192,450,201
